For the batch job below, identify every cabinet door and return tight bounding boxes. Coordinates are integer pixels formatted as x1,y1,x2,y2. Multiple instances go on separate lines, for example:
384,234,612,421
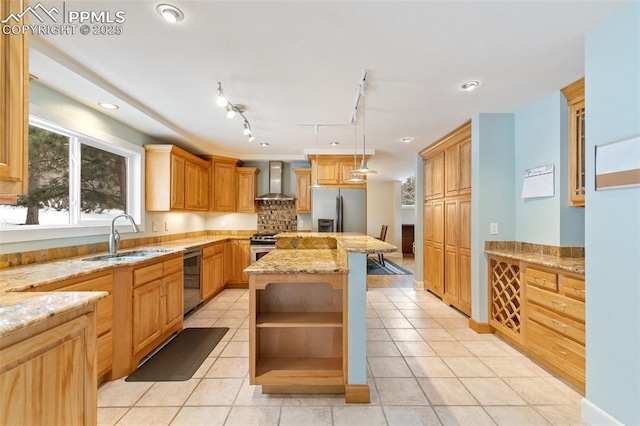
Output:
163,272,183,331
198,165,210,210
317,159,340,185
213,252,225,293
235,240,251,283
423,158,433,200
237,168,257,213
444,145,460,197
0,0,29,197
458,140,472,195
294,168,312,213
132,279,163,354
431,152,445,199
458,199,472,314
201,254,215,300
185,160,200,210
431,200,444,296
444,199,459,302
170,155,185,209
213,162,237,211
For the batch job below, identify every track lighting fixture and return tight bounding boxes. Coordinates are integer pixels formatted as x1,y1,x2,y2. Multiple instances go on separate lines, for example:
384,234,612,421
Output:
216,82,257,142
310,125,323,188
345,124,366,184
352,78,377,174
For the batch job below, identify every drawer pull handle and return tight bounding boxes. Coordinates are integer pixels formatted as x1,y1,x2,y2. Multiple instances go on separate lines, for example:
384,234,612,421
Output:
572,287,586,295
551,319,567,330
533,276,549,286
552,345,568,357
551,300,567,311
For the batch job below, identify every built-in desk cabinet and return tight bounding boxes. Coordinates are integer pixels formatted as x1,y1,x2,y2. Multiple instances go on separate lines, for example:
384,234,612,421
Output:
0,0,29,201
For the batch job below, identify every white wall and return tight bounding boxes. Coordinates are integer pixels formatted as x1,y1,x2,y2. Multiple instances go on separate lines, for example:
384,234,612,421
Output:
366,180,402,253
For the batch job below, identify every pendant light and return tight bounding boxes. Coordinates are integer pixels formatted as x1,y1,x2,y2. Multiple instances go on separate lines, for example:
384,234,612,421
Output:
352,88,377,174
310,125,323,188
345,123,366,184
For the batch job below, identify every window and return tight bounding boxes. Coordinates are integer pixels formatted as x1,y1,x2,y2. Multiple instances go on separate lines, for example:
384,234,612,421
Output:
0,115,143,240
401,176,415,206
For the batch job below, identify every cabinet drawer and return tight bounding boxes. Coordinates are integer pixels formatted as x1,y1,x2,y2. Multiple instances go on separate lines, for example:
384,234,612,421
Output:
527,302,585,344
560,276,585,302
97,330,113,377
203,243,224,258
527,285,585,321
164,256,183,276
62,274,113,293
526,320,584,380
134,263,164,286
525,267,557,291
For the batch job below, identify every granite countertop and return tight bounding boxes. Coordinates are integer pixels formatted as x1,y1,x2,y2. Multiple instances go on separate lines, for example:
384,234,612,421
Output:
275,232,397,254
0,235,245,294
0,291,108,337
244,249,347,274
485,249,585,275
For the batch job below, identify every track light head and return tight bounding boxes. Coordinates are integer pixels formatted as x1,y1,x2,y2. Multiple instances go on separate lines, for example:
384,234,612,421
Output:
216,82,228,107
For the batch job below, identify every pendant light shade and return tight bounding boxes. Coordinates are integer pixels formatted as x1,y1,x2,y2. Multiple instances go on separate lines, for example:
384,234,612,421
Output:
352,85,377,174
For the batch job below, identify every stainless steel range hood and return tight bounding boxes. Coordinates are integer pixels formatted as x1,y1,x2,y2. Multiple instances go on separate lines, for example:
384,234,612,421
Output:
255,161,296,201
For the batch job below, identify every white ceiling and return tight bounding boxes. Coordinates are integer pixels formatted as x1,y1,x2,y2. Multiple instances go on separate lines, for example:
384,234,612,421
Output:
30,0,630,181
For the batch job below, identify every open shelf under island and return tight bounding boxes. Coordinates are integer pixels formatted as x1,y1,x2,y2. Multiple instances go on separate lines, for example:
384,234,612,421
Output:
244,233,396,403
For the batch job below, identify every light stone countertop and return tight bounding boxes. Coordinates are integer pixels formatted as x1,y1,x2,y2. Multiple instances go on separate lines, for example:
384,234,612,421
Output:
485,249,585,275
275,232,397,254
0,291,107,337
244,249,347,274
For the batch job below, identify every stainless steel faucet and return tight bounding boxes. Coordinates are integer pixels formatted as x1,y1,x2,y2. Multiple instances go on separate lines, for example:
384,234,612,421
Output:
109,214,140,255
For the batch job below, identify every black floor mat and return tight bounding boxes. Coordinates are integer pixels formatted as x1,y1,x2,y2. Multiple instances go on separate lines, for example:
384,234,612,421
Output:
125,327,228,382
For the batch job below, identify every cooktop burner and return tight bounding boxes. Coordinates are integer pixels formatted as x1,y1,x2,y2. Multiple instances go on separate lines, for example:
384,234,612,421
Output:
250,233,277,245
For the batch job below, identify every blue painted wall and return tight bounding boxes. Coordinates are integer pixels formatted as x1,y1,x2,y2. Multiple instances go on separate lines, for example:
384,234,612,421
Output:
471,113,516,321
514,92,584,246
584,2,640,424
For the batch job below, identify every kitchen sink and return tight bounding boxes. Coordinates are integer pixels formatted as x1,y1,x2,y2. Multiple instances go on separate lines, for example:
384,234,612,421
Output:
82,249,174,262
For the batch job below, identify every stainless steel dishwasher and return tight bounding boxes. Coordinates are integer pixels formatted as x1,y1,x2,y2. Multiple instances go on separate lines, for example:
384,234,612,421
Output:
183,248,202,315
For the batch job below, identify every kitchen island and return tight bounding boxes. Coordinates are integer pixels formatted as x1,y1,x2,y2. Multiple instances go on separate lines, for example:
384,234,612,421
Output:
244,233,396,403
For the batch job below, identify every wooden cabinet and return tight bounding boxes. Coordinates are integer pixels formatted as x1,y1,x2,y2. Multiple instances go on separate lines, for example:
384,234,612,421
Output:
562,78,585,207
423,200,444,297
420,121,471,314
249,274,347,393
443,198,471,315
311,155,367,188
488,256,522,344
237,167,259,213
424,152,444,200
524,266,585,391
202,242,225,301
26,270,114,383
144,145,210,211
225,239,251,285
205,157,240,212
131,255,183,359
293,168,312,213
0,0,29,200
0,304,98,425
185,160,209,211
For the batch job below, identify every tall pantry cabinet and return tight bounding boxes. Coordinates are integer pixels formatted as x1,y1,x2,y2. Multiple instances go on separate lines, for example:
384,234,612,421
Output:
421,121,472,316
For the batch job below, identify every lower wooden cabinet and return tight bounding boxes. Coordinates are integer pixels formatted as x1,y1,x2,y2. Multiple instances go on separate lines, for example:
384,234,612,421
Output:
0,305,98,426
423,200,444,297
442,197,471,315
225,239,251,285
202,242,225,301
488,256,522,344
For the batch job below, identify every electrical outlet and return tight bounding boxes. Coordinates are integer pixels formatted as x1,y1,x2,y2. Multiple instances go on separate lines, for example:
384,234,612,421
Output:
490,222,499,235
164,221,169,231
221,220,226,228
152,221,159,232
298,219,304,228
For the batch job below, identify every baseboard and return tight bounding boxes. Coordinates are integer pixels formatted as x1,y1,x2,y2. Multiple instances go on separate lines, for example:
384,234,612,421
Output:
413,280,423,290
581,398,624,425
468,319,493,334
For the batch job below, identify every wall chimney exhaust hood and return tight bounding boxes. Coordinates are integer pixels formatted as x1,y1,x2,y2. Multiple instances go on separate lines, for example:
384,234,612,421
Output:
255,161,296,201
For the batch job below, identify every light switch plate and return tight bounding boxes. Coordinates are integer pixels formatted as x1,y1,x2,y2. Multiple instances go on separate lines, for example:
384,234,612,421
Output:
164,221,169,231
152,221,159,232
298,219,304,228
490,222,499,235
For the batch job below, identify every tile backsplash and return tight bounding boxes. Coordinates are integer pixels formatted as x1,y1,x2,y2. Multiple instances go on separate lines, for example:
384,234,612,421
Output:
257,200,297,234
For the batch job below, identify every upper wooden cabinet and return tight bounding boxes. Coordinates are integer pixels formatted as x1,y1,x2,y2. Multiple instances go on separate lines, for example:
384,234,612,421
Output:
444,134,471,197
293,168,312,213
237,167,259,213
144,145,210,212
202,156,241,212
0,0,29,201
424,152,444,200
562,78,585,207
311,155,367,188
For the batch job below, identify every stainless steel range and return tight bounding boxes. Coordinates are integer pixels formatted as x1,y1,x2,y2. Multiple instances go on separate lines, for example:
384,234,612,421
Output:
250,233,276,263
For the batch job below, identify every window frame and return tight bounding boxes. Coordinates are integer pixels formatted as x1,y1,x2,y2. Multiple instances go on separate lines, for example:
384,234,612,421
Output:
0,105,145,244
401,176,416,208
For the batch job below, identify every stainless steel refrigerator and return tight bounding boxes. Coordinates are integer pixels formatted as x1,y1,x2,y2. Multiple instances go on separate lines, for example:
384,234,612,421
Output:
311,188,366,233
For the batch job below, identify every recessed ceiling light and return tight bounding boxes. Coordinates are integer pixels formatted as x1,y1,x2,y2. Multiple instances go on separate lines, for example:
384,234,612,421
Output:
156,4,184,23
98,102,119,110
400,137,414,143
260,142,269,147
460,80,480,91
330,141,339,146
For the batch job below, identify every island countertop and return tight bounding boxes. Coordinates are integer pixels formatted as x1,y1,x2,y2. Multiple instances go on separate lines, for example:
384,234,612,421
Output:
244,249,347,274
275,232,397,254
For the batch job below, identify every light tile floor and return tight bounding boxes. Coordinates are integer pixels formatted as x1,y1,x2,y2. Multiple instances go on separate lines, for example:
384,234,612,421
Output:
98,262,586,426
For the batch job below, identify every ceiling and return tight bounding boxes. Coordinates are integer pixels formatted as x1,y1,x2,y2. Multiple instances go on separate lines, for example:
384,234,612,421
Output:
29,0,630,181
